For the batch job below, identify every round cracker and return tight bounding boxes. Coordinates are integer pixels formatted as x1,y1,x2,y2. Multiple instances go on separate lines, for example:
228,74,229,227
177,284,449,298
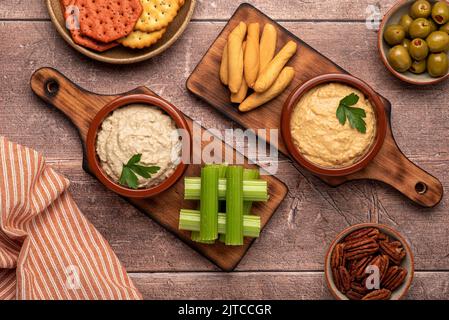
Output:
134,0,180,32
60,0,118,52
118,29,166,49
77,0,143,43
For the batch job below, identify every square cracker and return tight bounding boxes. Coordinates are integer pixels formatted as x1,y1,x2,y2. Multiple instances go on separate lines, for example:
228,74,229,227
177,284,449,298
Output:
118,29,166,49
77,0,143,43
134,0,180,32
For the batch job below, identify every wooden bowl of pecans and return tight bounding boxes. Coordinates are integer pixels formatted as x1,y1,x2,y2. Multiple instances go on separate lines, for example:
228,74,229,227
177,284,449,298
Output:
324,223,414,300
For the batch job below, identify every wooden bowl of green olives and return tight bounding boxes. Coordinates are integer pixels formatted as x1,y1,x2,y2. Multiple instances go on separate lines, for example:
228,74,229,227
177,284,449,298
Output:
378,0,449,85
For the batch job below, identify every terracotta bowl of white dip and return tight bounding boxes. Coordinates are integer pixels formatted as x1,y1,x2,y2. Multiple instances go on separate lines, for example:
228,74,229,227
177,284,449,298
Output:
86,94,190,198
281,74,387,177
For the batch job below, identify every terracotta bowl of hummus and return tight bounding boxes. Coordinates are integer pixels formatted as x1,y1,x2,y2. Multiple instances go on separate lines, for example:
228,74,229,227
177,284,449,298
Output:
86,94,190,198
281,74,387,177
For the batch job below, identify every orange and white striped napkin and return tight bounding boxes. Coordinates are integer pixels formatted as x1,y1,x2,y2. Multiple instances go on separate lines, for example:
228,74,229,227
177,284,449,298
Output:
0,136,141,300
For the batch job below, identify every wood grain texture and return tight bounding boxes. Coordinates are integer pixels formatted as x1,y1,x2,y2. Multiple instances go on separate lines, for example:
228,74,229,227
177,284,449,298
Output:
130,271,449,300
2,22,449,274
187,4,443,207
30,67,287,271
0,0,398,20
2,0,449,299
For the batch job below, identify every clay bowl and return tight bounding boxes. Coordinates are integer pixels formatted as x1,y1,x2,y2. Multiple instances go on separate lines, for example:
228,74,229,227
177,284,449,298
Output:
47,0,196,64
280,74,387,177
378,0,449,85
324,223,414,300
86,94,190,198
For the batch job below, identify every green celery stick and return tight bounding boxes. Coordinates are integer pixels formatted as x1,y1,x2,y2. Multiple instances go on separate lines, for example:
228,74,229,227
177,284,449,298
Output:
225,166,244,245
184,177,267,201
192,164,228,243
199,166,219,241
179,209,260,238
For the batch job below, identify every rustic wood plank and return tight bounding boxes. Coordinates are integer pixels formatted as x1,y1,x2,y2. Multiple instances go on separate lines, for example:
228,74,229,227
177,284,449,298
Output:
0,0,398,21
1,22,449,273
129,271,449,300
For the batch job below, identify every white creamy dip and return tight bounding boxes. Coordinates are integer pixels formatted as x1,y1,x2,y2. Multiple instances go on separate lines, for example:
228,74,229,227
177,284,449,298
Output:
96,104,181,188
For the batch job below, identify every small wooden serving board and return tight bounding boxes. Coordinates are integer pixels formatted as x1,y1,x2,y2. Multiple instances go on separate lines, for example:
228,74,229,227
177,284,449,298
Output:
187,3,443,208
30,67,288,271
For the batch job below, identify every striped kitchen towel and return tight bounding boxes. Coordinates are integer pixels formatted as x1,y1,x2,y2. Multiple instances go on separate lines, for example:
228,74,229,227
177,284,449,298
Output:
0,136,142,300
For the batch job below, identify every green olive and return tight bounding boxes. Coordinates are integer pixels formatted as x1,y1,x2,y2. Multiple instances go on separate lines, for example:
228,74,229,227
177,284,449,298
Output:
400,14,414,34
426,30,449,52
402,38,412,50
440,22,449,34
384,24,406,45
410,0,432,18
410,59,427,73
432,1,449,25
409,18,432,38
427,52,449,77
409,38,429,60
429,18,439,33
388,45,413,72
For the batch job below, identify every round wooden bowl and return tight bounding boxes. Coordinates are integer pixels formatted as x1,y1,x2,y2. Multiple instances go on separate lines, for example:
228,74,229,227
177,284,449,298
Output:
324,223,414,300
378,0,449,85
280,74,387,177
47,0,196,64
86,94,190,198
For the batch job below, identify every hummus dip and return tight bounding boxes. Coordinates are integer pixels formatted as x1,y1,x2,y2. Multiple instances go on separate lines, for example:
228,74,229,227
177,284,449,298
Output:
96,104,181,188
290,83,377,168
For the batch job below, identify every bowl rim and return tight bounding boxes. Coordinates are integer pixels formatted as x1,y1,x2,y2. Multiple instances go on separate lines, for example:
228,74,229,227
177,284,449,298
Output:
46,0,197,64
86,94,190,198
378,0,449,85
324,222,415,300
280,73,387,177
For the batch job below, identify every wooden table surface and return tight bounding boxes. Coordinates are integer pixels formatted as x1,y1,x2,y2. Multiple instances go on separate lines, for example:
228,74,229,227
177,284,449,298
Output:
1,0,449,300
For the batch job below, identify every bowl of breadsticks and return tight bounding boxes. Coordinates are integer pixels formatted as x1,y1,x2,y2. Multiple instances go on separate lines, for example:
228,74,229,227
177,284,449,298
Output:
219,21,297,112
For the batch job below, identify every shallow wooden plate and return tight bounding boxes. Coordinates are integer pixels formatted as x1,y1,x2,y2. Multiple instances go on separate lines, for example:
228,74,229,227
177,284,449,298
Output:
47,0,196,64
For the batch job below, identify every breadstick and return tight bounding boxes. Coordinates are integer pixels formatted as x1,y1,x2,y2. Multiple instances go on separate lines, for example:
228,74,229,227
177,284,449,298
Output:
231,42,248,103
259,24,277,75
227,22,247,93
220,42,229,85
244,23,260,88
239,67,295,112
254,41,297,93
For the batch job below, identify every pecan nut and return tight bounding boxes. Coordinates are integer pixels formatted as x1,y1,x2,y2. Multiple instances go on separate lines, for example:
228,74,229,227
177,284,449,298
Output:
344,227,380,242
350,256,374,280
344,237,379,261
346,290,364,300
350,282,369,296
382,266,407,291
380,240,406,265
361,289,392,300
333,266,351,293
331,243,346,269
369,254,390,282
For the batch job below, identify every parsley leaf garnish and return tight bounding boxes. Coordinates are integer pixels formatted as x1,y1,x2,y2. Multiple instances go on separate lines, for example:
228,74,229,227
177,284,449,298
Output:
336,93,367,134
118,154,160,189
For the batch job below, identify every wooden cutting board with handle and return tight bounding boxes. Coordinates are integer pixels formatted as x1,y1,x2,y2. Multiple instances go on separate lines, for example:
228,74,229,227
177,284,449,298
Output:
187,3,443,208
30,67,288,271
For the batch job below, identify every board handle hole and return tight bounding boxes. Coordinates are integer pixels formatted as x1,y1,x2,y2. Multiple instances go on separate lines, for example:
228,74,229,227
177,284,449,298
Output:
45,79,59,96
415,182,428,195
